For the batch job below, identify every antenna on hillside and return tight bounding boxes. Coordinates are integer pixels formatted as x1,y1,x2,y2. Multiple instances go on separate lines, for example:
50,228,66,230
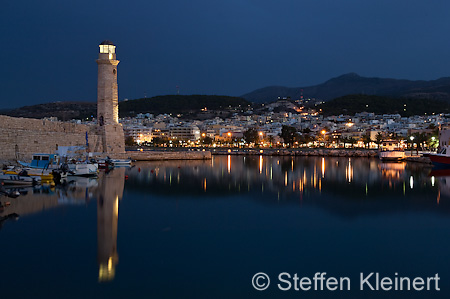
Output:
176,85,180,95
300,89,304,100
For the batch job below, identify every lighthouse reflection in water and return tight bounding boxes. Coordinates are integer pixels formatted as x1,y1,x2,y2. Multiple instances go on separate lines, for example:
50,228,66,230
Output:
96,168,124,282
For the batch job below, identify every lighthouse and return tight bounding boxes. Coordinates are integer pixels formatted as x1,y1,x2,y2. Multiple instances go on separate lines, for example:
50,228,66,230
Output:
96,40,125,153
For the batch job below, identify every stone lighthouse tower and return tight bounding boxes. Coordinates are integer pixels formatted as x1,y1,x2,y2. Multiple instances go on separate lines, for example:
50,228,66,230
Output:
97,40,125,154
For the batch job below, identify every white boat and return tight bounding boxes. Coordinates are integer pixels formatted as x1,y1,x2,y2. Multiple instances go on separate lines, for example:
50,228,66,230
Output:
111,159,132,166
0,173,39,185
67,163,98,177
379,140,405,161
379,151,405,161
19,152,98,177
106,157,132,167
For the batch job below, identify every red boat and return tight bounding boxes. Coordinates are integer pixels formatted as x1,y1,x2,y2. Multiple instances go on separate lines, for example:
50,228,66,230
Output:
429,146,450,167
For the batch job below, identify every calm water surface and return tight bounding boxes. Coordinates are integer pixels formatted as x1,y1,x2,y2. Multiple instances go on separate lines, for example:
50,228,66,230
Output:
1,155,449,298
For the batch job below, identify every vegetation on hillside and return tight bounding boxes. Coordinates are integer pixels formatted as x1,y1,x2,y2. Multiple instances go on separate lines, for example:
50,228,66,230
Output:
2,102,96,120
0,95,251,119
320,94,450,116
119,95,250,116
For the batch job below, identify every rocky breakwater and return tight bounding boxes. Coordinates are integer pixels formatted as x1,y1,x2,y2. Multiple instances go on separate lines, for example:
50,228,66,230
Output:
214,149,379,158
113,150,212,161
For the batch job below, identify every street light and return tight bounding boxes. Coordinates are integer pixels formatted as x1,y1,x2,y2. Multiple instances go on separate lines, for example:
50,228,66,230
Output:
321,130,327,147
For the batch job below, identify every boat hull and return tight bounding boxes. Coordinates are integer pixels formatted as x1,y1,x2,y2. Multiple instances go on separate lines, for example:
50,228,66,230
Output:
429,154,450,168
68,164,98,177
379,151,405,161
0,174,37,185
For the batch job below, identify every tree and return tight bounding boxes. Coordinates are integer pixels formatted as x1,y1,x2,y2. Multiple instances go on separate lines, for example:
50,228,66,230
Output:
298,133,313,146
413,132,428,152
375,132,383,148
243,128,259,145
362,133,372,148
125,136,135,146
151,137,168,147
267,135,274,147
280,125,297,146
201,136,213,145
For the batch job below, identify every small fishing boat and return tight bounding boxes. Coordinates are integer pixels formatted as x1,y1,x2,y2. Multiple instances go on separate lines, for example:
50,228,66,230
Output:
97,159,114,170
3,168,55,185
429,146,450,168
0,173,38,185
106,157,132,167
68,162,98,177
19,153,98,177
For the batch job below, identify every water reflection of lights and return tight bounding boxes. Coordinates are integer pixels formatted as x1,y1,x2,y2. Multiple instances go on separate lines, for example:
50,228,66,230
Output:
313,165,317,188
410,176,414,189
114,196,119,217
379,162,405,181
321,157,325,178
345,158,353,183
259,155,263,174
128,157,439,204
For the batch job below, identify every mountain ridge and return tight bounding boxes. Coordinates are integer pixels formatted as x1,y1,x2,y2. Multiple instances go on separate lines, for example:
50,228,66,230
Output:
241,73,450,103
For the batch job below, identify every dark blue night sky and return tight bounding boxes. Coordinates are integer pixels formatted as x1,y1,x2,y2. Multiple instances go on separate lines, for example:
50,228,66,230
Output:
1,0,450,108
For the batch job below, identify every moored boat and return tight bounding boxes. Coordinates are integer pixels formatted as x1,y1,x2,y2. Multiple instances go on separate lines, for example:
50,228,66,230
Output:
3,168,55,185
19,153,98,177
67,162,98,177
429,146,450,168
0,173,38,185
109,158,132,167
379,140,406,161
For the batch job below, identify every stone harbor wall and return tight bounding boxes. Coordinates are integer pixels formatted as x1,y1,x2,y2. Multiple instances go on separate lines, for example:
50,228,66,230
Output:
0,115,104,162
0,115,209,164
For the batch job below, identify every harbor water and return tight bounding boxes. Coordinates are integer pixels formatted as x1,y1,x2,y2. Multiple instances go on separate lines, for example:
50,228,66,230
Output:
0,155,449,298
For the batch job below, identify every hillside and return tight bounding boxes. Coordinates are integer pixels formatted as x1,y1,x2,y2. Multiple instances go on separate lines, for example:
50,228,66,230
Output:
0,95,250,119
242,73,450,103
119,95,249,116
2,102,96,120
320,94,450,116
